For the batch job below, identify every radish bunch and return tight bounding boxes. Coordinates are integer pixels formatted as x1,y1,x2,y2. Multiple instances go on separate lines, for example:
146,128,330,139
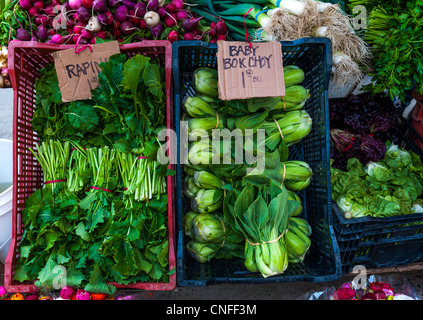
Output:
12,0,226,45
207,20,227,43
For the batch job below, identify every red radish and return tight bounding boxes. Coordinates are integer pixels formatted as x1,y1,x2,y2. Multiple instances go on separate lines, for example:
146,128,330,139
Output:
93,0,107,13
120,20,136,35
139,18,147,29
90,36,96,44
105,11,114,24
96,30,107,39
16,28,31,41
128,10,140,24
133,2,146,18
117,37,123,42
164,2,176,13
167,30,178,43
80,28,92,38
35,25,48,40
209,38,217,43
73,25,83,33
175,10,187,22
181,17,202,33
69,0,83,9
215,20,227,35
150,22,163,38
146,0,159,11
28,7,40,17
33,1,44,9
171,0,183,10
210,21,216,28
19,0,32,10
209,27,216,38
48,28,56,35
115,5,128,22
217,34,226,41
113,19,121,29
113,28,121,38
163,14,176,27
72,34,80,42
156,6,167,18
122,0,135,9
76,7,90,21
67,18,76,28
82,0,93,8
51,33,63,43
183,32,194,40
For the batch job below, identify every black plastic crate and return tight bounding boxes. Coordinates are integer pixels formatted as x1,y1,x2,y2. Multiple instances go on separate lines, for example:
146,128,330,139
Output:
173,39,342,286
331,115,423,273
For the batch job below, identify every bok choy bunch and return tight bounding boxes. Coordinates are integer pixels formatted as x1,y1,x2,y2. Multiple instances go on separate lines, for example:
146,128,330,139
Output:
231,183,300,278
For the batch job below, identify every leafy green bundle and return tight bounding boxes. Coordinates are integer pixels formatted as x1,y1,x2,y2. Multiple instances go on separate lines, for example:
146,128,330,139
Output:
347,0,423,102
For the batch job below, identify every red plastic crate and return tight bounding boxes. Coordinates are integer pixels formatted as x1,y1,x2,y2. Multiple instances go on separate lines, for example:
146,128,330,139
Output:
4,40,176,293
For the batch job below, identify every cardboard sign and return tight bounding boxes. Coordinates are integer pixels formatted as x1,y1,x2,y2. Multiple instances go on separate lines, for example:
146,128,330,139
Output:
52,41,121,102
216,41,285,101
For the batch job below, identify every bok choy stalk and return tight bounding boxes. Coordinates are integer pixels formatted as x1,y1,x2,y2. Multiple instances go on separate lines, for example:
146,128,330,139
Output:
191,189,224,214
193,171,224,190
184,96,217,118
281,160,313,191
184,210,245,263
29,140,71,193
187,240,220,263
192,212,227,244
184,176,201,198
193,68,219,99
247,85,310,113
259,110,313,149
233,184,300,278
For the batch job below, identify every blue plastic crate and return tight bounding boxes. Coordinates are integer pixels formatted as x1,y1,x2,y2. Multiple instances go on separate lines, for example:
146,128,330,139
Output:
173,39,341,286
332,115,423,273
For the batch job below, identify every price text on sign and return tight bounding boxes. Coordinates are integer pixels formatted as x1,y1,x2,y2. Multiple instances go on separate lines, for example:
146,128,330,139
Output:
52,41,121,102
216,41,285,101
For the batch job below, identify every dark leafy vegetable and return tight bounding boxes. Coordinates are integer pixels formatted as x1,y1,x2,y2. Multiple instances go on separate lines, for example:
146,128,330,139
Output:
330,93,401,170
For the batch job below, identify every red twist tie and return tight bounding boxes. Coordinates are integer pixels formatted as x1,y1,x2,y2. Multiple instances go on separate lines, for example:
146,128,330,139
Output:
75,34,93,55
87,186,114,193
343,137,355,152
244,7,253,49
44,179,67,184
138,156,148,159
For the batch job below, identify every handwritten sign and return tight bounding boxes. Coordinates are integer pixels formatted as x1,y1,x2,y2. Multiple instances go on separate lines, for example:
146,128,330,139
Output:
216,41,285,101
52,41,121,102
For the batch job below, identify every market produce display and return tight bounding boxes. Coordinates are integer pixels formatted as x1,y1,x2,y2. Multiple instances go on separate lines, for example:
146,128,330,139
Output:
182,66,314,278
12,53,173,294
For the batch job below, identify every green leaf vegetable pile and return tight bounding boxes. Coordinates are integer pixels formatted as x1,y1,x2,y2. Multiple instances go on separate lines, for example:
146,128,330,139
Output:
331,143,423,219
14,53,173,294
348,0,423,102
